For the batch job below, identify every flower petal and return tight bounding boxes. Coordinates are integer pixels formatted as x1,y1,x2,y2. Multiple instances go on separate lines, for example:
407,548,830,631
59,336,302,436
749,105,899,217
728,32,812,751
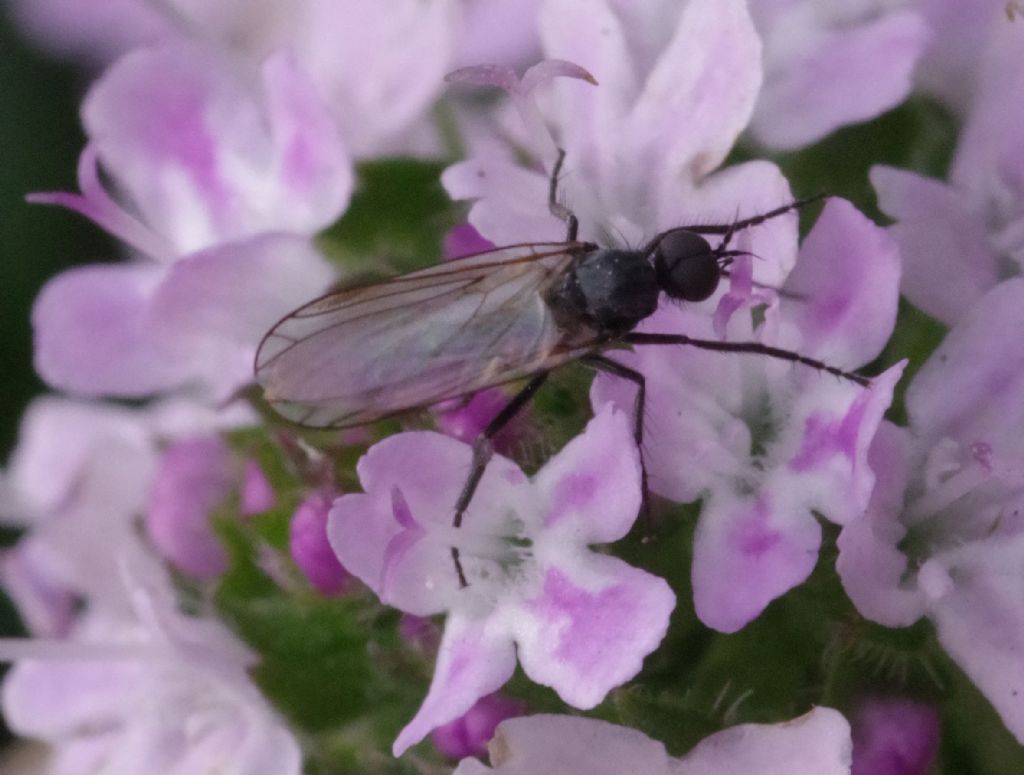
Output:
751,11,929,150
452,714,677,774
779,198,901,368
906,279,1024,447
923,536,1024,743
871,165,997,325
511,558,674,708
82,41,350,253
329,432,528,615
624,0,762,182
394,614,517,756
32,263,179,396
149,234,336,399
678,707,852,775
590,303,751,505
836,422,927,627
534,406,641,543
691,490,822,633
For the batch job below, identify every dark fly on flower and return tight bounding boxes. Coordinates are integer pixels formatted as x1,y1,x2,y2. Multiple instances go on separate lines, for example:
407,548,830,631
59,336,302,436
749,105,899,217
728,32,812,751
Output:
255,150,867,586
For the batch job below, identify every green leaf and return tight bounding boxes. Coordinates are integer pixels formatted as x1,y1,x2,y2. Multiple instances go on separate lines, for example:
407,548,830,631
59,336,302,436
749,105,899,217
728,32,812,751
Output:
320,158,458,275
219,592,375,732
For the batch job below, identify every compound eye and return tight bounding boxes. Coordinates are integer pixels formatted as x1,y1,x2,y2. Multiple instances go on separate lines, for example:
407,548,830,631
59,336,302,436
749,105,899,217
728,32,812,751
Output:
653,229,720,302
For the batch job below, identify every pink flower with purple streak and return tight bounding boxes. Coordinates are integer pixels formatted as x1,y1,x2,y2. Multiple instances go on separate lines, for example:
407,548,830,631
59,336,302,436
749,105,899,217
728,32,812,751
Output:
327,405,675,755
444,0,802,291
453,707,852,774
593,198,904,633
31,41,344,400
838,279,1024,744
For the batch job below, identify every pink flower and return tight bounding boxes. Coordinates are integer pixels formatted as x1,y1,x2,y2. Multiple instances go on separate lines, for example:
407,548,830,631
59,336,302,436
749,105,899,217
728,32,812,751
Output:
851,699,939,775
146,436,234,580
453,708,852,774
838,279,1024,743
747,0,930,150
872,17,1024,326
444,0,796,287
31,41,345,400
431,693,526,760
328,406,675,755
590,199,903,633
0,397,247,626
289,492,352,597
0,558,301,775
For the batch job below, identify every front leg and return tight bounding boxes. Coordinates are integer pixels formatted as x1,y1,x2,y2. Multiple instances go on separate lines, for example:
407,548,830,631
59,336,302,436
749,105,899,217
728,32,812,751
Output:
450,373,549,587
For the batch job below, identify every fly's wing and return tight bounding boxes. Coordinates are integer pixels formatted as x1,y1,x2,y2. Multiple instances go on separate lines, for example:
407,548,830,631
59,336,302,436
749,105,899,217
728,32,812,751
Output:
255,243,596,428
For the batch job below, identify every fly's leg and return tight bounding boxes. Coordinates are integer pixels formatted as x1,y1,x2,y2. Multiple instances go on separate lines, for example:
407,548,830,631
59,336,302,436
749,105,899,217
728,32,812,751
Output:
642,195,824,254
624,332,868,386
450,372,549,588
583,354,651,530
548,148,579,241
677,195,825,237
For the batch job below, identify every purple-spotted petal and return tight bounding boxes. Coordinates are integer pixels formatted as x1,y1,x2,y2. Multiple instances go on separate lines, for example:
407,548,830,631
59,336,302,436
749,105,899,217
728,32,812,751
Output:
751,10,929,150
82,41,351,253
692,490,822,633
394,615,517,756
779,198,901,368
355,432,526,533
780,363,906,526
511,557,674,708
871,166,997,325
534,406,641,542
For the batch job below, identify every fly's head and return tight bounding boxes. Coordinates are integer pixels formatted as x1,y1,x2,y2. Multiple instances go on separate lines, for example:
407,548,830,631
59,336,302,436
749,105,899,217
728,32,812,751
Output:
650,229,721,302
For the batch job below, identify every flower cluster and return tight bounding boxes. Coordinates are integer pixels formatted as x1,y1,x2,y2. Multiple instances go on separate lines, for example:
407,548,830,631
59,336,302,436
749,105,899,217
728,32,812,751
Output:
2,0,1023,772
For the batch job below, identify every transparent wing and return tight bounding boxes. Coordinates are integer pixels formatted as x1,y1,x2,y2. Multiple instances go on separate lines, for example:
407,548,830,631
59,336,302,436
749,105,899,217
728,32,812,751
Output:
255,242,597,428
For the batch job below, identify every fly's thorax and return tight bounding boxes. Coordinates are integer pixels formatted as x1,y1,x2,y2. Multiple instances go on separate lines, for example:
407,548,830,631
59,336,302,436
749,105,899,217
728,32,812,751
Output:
544,248,660,335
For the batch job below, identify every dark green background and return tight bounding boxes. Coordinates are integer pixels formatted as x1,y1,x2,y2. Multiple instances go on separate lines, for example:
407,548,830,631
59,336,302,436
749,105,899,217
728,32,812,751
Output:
0,8,113,457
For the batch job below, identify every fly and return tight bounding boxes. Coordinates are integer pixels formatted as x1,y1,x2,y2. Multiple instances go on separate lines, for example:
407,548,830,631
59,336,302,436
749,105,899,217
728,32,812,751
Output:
255,150,867,587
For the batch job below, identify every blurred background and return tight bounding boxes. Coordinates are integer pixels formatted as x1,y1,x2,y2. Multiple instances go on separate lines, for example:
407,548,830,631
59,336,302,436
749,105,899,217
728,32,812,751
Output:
0,8,114,456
